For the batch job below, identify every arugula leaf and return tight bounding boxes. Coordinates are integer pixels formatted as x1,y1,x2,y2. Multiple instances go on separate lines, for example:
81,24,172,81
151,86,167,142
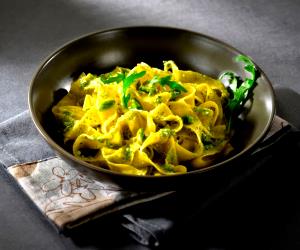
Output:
100,73,125,84
138,84,157,96
139,75,187,101
122,71,146,108
159,75,187,93
219,55,260,131
218,71,240,92
144,75,187,101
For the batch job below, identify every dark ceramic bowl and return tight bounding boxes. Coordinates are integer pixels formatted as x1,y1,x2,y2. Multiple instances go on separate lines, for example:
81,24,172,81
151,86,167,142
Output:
28,26,275,190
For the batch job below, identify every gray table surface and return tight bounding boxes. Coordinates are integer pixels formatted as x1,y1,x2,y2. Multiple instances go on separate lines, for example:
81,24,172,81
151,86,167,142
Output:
1,0,300,249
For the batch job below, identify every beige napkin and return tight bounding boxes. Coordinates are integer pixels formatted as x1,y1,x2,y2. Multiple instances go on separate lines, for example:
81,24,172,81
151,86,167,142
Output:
7,157,172,230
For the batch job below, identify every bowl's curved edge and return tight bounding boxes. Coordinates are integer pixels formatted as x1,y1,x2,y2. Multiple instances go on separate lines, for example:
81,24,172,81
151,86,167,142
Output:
28,26,276,190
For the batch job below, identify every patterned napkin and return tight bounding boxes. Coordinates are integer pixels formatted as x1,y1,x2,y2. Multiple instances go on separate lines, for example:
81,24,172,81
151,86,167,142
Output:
0,110,292,247
0,111,171,229
7,157,173,230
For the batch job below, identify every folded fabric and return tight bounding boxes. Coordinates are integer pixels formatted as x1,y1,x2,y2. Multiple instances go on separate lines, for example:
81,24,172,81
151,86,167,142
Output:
0,110,295,248
0,110,173,234
7,157,173,229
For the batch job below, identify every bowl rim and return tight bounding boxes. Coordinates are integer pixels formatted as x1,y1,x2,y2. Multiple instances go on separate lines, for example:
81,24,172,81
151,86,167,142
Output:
28,25,276,179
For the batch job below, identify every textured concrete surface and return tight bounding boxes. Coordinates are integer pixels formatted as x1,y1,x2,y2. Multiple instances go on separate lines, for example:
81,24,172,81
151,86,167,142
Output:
0,1,299,249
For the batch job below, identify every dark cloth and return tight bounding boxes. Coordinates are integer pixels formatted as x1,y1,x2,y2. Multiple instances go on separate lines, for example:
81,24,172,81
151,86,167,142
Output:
1,109,298,248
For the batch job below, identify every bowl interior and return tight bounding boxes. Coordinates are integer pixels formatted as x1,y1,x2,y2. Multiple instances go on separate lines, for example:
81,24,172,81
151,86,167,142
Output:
29,26,275,189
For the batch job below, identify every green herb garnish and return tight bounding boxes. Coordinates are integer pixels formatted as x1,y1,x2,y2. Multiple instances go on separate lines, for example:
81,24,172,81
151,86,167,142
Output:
62,119,74,132
98,99,115,111
182,115,194,125
155,95,163,104
63,111,71,116
193,107,212,116
122,71,146,108
137,128,146,143
142,85,157,95
160,128,175,137
160,163,175,173
124,146,131,161
150,75,187,93
138,85,151,94
62,111,74,132
100,73,125,84
146,75,187,100
219,55,260,131
80,81,89,89
129,98,143,110
170,90,182,100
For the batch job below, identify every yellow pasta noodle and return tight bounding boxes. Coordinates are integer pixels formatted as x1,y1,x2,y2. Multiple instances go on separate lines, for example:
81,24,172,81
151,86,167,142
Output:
52,61,233,175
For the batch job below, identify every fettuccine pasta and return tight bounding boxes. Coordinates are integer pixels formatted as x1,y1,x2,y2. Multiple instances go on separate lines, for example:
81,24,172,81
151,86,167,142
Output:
52,61,233,175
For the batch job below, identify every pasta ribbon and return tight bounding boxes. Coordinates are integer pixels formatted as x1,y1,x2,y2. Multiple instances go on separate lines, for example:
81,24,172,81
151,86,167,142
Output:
52,61,233,175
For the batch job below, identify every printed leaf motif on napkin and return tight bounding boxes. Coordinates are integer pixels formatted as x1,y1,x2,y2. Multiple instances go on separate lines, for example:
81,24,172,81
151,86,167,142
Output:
8,157,124,228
